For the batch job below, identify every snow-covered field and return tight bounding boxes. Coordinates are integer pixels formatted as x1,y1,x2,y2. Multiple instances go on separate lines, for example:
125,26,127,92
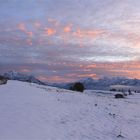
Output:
0,81,140,140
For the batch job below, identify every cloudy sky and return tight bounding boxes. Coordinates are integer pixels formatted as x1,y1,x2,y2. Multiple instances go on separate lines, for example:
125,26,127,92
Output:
0,0,140,82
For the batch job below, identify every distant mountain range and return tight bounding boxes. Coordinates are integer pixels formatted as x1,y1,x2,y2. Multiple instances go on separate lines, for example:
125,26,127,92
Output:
1,71,46,85
1,71,140,90
49,77,140,90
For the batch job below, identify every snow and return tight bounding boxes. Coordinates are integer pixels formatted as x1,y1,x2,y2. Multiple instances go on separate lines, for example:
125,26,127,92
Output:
0,81,140,140
110,84,140,91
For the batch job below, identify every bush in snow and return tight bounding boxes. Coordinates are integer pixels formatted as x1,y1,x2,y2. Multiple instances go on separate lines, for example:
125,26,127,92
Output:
110,88,117,91
128,89,132,95
114,94,124,99
71,82,84,92
0,76,7,85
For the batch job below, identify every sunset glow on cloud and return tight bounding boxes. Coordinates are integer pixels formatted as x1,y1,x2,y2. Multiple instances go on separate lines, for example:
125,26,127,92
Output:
0,0,140,82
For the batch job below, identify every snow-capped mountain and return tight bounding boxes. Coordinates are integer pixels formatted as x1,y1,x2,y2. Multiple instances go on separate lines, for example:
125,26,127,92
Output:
1,71,46,85
1,71,140,90
0,80,140,140
51,77,140,90
80,77,140,89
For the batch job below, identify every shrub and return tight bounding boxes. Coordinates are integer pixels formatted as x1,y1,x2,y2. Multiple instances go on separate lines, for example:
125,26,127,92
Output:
114,94,124,99
0,76,7,85
110,88,117,91
72,82,84,92
128,89,132,95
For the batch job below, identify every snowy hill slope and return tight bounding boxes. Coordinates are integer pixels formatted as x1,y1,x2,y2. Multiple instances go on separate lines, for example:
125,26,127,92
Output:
0,81,140,140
